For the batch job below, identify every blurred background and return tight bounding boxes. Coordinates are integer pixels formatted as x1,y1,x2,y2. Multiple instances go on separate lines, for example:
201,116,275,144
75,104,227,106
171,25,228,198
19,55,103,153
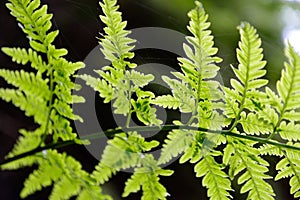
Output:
0,0,300,199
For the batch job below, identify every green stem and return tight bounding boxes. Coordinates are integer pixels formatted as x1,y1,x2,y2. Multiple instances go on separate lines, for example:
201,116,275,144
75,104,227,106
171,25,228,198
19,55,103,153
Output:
2,125,300,167
39,63,55,146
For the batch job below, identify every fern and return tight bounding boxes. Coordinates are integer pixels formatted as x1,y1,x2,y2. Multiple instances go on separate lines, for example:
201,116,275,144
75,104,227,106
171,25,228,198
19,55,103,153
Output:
0,0,101,199
79,0,157,123
123,155,173,200
153,1,223,124
20,150,111,200
2,0,300,200
266,44,300,141
153,2,232,199
225,138,275,200
224,22,269,131
158,121,194,165
195,154,232,200
1,0,84,143
92,132,159,183
275,144,300,198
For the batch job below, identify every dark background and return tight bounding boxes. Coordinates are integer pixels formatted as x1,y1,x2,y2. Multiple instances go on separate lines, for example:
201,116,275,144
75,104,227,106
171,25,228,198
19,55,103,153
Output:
0,0,299,199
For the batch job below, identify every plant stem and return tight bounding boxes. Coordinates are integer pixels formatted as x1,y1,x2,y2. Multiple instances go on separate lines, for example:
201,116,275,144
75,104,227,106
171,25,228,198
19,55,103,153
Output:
2,125,300,167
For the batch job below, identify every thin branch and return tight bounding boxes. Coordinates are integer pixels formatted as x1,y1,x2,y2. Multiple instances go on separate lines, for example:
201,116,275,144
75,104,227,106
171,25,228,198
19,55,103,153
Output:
0,140,75,167
1,125,300,167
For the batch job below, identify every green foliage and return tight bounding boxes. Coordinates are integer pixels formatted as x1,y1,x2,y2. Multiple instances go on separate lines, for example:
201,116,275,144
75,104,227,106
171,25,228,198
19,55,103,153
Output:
2,0,300,200
79,0,158,124
20,150,111,200
92,132,159,184
123,155,173,200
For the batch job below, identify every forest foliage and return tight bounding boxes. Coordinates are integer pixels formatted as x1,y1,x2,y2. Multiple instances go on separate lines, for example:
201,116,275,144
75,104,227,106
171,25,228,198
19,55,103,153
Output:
1,0,300,199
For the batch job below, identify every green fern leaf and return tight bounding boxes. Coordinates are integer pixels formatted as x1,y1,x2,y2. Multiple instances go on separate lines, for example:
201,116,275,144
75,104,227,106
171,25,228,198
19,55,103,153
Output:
2,47,48,73
50,113,77,141
122,155,173,200
158,128,194,165
126,70,154,88
92,163,117,185
259,144,283,157
151,94,180,110
78,74,114,103
228,139,275,200
0,88,48,124
154,1,222,119
99,0,136,65
229,21,267,109
279,121,300,141
6,0,54,52
53,99,83,122
1,129,42,170
239,112,273,135
131,89,162,125
80,0,157,122
20,150,110,199
49,176,81,200
20,154,63,198
77,186,112,200
0,69,50,99
266,44,300,141
195,155,232,200
233,22,267,92
157,76,195,113
92,132,159,184
275,144,300,198
276,44,300,112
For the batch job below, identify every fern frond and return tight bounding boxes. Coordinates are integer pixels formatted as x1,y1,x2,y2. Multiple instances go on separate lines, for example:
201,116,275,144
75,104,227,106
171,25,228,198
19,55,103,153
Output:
92,132,159,184
195,155,232,200
49,176,81,200
158,126,194,164
226,22,268,131
228,139,275,200
77,186,112,200
178,1,222,84
2,47,48,73
126,70,154,88
259,144,284,157
92,163,117,185
53,99,82,122
20,153,63,198
171,128,232,199
265,44,300,141
1,0,85,174
0,88,48,124
231,22,268,95
50,113,77,141
99,0,136,66
0,69,50,99
2,0,84,129
179,131,204,164
153,1,223,120
20,150,110,200
1,129,42,170
151,94,180,110
275,144,300,198
131,89,162,125
6,0,65,55
276,44,300,113
239,112,273,135
156,76,195,113
122,155,173,200
78,74,114,103
80,0,157,122
279,121,300,141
